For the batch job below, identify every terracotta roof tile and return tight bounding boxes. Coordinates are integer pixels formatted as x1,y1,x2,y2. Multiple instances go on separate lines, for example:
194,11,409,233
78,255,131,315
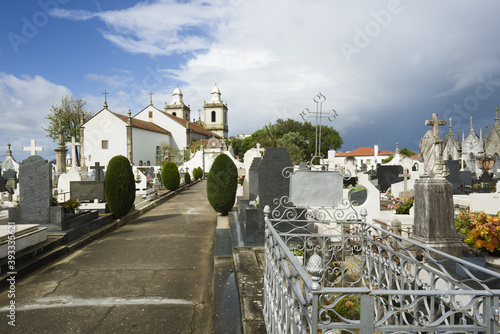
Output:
112,112,171,135
335,147,395,157
160,111,219,137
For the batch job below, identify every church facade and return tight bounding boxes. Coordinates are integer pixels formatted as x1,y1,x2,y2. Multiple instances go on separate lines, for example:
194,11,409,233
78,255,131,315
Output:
82,84,228,167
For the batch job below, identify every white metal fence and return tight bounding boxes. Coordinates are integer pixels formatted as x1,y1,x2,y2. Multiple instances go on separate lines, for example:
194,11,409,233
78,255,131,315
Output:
263,199,500,334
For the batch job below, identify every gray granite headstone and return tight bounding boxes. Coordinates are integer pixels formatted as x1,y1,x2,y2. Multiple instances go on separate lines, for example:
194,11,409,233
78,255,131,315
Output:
17,155,52,224
3,169,17,180
374,165,404,192
445,160,460,193
248,157,261,202
70,181,105,202
257,148,293,217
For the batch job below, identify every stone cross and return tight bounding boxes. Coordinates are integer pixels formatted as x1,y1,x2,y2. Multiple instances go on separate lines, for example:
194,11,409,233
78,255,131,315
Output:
399,168,410,191
90,162,105,181
420,113,448,178
149,91,153,105
66,136,81,170
23,139,44,156
103,90,109,108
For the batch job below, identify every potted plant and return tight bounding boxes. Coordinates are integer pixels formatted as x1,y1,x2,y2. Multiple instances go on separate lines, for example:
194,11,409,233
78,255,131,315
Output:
64,198,81,214
388,195,414,214
456,209,500,265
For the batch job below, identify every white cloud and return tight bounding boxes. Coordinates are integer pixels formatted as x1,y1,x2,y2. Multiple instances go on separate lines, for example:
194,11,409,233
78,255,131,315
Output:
50,0,500,150
0,73,72,160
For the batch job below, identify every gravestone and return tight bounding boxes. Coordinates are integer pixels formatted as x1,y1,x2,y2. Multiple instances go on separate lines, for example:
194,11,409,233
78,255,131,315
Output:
412,113,466,257
248,157,261,202
70,181,105,202
290,170,343,207
57,169,82,202
257,148,293,218
10,155,52,224
90,162,105,181
445,160,461,194
375,165,403,192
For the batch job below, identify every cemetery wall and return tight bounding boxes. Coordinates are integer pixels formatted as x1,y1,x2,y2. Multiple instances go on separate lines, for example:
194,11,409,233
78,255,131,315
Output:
132,128,169,166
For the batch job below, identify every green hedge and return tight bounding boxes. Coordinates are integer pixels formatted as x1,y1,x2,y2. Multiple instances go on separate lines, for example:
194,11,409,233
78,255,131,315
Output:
162,161,180,191
206,154,237,216
105,155,136,218
184,171,191,184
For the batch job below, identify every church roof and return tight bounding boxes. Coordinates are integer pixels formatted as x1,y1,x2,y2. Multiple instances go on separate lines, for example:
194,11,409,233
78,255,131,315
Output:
160,111,220,138
335,147,394,157
112,112,171,135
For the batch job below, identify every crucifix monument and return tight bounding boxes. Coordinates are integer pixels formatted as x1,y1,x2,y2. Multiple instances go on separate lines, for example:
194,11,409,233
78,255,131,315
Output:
412,113,465,256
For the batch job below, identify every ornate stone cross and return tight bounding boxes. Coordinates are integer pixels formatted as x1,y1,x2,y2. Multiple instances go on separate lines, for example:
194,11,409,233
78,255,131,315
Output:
149,91,154,105
66,136,81,170
299,93,338,166
90,162,105,181
399,168,410,191
23,139,44,156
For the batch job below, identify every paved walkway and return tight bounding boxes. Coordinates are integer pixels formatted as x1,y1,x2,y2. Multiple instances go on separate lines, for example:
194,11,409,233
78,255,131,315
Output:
0,181,217,333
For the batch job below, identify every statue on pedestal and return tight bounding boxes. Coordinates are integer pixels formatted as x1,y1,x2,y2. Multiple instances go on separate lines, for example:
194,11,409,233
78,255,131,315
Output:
419,113,449,178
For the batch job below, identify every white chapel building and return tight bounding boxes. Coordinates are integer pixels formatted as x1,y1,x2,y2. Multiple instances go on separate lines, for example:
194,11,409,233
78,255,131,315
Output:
82,84,227,167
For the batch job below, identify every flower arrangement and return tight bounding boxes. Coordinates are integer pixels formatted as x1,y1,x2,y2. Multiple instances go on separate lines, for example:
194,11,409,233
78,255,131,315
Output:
238,175,245,185
456,209,500,256
64,198,80,212
387,195,414,214
249,195,260,209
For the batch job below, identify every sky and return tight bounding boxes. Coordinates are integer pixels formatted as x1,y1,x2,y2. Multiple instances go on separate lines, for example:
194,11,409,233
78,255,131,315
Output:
1,0,500,162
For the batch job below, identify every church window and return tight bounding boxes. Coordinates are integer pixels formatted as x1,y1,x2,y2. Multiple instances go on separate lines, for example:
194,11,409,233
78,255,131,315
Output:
139,160,143,166
101,140,108,149
173,112,177,116
149,111,153,118
211,111,216,122
147,160,150,166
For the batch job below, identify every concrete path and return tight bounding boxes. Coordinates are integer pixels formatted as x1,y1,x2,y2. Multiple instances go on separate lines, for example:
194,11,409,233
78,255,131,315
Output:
0,181,217,333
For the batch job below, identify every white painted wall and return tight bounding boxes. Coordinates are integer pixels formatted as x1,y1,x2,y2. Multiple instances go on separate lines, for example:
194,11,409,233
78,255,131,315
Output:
135,105,187,150
132,127,170,166
84,109,128,167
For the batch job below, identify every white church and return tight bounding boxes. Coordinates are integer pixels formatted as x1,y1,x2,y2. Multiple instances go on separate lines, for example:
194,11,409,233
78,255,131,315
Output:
81,83,228,167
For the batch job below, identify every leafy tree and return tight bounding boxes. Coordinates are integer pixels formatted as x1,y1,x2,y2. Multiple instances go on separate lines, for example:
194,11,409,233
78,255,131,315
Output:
238,118,342,161
400,148,416,157
277,132,306,163
43,95,92,144
157,141,183,165
227,137,243,159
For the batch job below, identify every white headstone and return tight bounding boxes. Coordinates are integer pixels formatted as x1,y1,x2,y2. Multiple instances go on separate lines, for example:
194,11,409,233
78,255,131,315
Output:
57,169,82,202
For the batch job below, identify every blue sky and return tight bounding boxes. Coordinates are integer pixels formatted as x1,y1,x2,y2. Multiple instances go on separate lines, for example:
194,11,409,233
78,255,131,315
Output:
1,0,500,162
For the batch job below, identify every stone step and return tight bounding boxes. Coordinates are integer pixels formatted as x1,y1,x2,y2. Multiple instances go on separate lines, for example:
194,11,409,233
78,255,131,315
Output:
0,224,47,258
61,210,99,230
0,235,67,287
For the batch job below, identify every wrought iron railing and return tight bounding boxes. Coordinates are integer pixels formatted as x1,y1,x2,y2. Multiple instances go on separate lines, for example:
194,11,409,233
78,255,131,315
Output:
263,198,500,334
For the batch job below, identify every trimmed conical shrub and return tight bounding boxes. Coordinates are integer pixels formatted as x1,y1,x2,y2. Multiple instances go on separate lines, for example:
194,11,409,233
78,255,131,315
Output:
162,161,180,191
206,154,237,216
193,166,202,180
184,171,191,184
105,155,136,218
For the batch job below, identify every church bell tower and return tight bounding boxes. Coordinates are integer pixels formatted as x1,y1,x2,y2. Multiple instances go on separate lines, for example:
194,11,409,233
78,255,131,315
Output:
203,83,228,139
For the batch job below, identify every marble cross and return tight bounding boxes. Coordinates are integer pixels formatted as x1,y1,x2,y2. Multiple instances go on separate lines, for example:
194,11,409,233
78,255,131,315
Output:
23,139,43,156
66,136,81,170
399,168,410,191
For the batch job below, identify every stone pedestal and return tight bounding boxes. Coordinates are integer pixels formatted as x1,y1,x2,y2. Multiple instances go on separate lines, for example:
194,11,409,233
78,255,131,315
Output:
411,178,466,257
